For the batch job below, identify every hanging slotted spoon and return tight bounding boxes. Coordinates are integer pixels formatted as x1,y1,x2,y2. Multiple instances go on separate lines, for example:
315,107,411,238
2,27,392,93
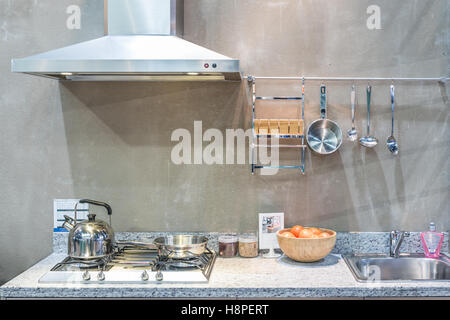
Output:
387,84,399,155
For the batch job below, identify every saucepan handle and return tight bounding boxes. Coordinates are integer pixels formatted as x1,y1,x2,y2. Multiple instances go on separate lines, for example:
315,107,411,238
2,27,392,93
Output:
320,85,327,119
116,241,157,249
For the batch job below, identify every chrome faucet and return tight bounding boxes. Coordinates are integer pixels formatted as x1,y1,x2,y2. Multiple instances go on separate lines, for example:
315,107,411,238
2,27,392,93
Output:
390,230,410,258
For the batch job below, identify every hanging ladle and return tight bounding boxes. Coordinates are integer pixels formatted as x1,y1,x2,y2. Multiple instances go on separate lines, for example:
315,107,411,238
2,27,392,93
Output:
386,84,399,155
359,85,378,148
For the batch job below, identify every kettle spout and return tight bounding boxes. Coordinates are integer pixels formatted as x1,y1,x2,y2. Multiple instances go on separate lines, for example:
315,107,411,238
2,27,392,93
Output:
62,215,76,231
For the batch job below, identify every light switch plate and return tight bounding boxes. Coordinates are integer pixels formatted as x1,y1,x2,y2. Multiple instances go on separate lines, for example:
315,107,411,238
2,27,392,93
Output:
53,199,89,232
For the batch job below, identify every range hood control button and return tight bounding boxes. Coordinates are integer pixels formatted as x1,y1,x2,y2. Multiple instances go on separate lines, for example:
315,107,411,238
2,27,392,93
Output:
204,63,209,68
212,63,217,68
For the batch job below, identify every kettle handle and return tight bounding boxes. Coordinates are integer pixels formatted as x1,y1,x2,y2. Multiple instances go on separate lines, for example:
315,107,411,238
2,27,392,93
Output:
78,199,113,226
79,199,112,216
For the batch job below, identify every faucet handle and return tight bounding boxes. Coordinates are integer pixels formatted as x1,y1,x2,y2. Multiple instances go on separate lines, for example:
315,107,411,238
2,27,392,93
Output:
390,230,400,238
391,230,409,236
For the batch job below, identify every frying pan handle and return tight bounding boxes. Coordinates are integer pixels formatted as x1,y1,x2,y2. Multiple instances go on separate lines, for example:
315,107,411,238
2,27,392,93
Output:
320,85,327,119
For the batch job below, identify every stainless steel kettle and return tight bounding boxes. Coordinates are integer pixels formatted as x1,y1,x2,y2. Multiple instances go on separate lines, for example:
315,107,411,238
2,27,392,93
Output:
63,199,115,259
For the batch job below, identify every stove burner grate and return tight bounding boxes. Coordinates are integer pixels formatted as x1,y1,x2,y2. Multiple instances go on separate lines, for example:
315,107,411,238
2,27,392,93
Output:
155,247,215,271
49,244,216,280
51,256,112,271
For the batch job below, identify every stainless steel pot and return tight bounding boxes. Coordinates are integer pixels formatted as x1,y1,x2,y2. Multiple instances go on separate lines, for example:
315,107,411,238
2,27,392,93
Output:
153,235,208,259
63,199,115,259
306,85,343,155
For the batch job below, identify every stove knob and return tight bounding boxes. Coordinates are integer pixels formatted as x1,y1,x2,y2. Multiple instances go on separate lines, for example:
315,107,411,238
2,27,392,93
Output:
97,271,105,281
156,270,163,282
82,270,91,281
141,270,149,281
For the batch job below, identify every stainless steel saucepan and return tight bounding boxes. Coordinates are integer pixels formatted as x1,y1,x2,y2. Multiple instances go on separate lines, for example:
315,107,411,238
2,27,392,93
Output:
154,235,208,259
117,234,208,259
306,85,343,154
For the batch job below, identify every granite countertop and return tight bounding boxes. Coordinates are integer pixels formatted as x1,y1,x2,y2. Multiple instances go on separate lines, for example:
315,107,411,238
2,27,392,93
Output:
2,252,449,299
2,232,449,299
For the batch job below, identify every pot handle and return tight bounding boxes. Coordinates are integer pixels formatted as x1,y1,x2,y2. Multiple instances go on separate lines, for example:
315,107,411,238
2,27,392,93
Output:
320,85,327,119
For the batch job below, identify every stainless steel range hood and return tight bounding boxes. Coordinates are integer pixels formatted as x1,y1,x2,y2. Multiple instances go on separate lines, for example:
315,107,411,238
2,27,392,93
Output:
11,0,241,81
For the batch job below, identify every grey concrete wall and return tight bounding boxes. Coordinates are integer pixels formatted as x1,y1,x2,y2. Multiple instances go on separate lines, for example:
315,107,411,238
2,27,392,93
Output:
0,0,448,284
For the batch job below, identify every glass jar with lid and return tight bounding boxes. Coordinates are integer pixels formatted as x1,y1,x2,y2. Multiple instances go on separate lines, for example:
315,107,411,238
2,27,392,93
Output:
238,232,259,258
218,233,238,257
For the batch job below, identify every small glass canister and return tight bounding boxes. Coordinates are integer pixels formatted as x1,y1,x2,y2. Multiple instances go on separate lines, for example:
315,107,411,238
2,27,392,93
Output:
238,232,259,258
218,233,239,257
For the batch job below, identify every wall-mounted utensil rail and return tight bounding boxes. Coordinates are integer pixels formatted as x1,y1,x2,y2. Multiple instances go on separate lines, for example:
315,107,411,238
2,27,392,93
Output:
250,77,306,174
256,97,303,100
248,75,448,175
248,76,448,82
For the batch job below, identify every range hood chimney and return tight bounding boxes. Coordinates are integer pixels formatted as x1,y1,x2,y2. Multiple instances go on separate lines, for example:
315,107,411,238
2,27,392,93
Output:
11,0,241,81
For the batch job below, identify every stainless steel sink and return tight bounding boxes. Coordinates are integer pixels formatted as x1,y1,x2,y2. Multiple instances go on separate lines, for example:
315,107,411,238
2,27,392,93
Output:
343,253,450,282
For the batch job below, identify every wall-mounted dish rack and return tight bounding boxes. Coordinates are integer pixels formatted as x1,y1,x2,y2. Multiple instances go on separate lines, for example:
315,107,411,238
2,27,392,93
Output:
248,75,448,175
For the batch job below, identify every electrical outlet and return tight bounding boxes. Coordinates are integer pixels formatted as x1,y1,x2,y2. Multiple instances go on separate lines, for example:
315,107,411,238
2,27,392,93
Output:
53,199,89,232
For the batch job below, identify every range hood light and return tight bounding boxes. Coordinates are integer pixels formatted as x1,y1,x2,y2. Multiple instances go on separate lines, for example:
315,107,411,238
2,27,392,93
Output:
187,72,199,76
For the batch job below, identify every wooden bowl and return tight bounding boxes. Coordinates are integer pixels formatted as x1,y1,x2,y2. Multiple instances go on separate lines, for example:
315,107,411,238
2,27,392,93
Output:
276,228,336,262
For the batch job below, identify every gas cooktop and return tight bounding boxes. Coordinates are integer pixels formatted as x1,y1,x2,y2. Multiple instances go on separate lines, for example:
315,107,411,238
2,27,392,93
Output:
39,245,216,284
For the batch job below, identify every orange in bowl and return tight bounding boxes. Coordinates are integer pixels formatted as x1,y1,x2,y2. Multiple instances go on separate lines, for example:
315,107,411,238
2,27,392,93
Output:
308,227,322,235
277,227,336,262
290,225,304,238
298,228,314,238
